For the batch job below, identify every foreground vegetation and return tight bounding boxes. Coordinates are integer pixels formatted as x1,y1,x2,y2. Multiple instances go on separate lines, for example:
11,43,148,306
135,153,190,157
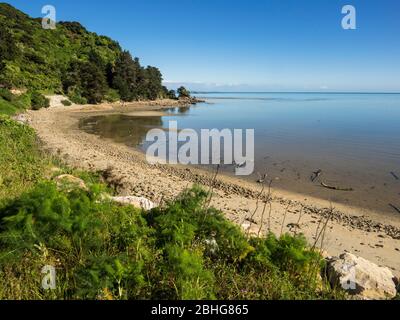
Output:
0,115,345,300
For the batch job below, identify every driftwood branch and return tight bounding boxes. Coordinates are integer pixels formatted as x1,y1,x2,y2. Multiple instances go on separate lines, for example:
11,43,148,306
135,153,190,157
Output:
320,181,353,192
311,169,322,182
390,172,399,180
389,204,400,214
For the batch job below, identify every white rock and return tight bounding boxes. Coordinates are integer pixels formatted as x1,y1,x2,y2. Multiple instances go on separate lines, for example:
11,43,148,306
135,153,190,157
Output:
13,113,30,124
241,222,260,237
111,196,156,211
327,252,397,300
241,222,251,230
10,88,27,95
45,95,72,108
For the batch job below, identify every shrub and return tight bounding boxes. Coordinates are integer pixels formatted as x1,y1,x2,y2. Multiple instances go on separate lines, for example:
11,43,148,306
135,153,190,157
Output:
145,186,334,299
0,88,14,102
61,99,72,106
30,91,49,110
0,90,32,115
67,88,87,105
0,179,341,300
164,245,215,299
104,89,120,102
12,93,31,109
69,95,87,105
246,233,324,291
0,98,17,115
0,182,153,299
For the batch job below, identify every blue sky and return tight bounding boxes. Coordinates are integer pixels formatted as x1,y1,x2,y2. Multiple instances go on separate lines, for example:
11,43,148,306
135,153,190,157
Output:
5,0,400,92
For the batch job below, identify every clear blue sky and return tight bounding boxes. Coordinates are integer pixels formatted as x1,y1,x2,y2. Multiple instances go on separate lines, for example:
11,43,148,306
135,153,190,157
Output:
5,0,400,92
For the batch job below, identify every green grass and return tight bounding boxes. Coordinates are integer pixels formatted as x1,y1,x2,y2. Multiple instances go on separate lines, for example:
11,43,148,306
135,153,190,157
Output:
0,116,345,300
0,115,49,200
0,115,104,203
0,98,18,115
0,89,32,116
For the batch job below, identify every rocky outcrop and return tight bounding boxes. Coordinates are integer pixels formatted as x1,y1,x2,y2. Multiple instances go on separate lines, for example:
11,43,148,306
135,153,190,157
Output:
53,173,156,211
327,253,397,300
178,97,205,105
111,196,156,211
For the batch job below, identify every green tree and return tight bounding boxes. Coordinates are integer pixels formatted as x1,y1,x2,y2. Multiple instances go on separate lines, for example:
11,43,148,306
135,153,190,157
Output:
0,27,18,83
177,86,190,99
168,89,177,100
62,60,83,92
62,51,108,104
0,3,168,104
142,66,163,100
79,61,108,104
111,51,141,101
160,86,177,100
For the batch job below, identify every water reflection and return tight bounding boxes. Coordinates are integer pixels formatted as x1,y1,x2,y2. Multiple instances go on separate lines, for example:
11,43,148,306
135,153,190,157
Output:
79,114,163,147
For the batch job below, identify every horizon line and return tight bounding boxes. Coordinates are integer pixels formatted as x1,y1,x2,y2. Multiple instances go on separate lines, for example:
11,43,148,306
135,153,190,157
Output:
190,91,400,95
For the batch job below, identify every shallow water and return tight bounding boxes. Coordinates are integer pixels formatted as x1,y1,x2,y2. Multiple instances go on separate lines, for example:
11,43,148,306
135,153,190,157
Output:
79,93,400,215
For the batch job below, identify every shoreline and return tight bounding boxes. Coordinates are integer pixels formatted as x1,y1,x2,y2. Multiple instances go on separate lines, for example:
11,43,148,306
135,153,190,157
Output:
25,98,400,276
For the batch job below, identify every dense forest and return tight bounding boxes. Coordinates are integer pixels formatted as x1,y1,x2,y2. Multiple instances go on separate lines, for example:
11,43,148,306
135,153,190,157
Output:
0,3,181,104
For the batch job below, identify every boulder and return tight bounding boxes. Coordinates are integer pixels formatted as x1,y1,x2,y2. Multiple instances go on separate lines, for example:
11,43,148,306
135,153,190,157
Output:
327,252,397,300
54,174,88,191
46,95,71,108
111,196,156,211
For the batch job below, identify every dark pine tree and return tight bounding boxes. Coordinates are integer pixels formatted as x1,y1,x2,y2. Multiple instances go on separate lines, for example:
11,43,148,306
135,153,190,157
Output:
79,61,108,103
111,51,141,101
143,66,163,100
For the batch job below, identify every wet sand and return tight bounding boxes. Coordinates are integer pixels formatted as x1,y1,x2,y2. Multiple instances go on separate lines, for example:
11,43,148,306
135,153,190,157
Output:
25,98,400,276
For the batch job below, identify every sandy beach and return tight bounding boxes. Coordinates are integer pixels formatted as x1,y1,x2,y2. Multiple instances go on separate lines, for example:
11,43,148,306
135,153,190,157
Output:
25,98,400,276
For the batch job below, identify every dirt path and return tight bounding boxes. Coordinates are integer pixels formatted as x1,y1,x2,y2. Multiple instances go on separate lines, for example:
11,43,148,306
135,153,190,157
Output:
26,100,400,276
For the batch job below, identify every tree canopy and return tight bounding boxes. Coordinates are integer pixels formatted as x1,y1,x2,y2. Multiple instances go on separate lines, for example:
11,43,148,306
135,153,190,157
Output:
0,3,170,104
177,86,191,99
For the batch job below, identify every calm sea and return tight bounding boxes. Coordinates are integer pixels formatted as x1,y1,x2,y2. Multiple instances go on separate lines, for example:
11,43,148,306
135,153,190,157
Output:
80,92,400,215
